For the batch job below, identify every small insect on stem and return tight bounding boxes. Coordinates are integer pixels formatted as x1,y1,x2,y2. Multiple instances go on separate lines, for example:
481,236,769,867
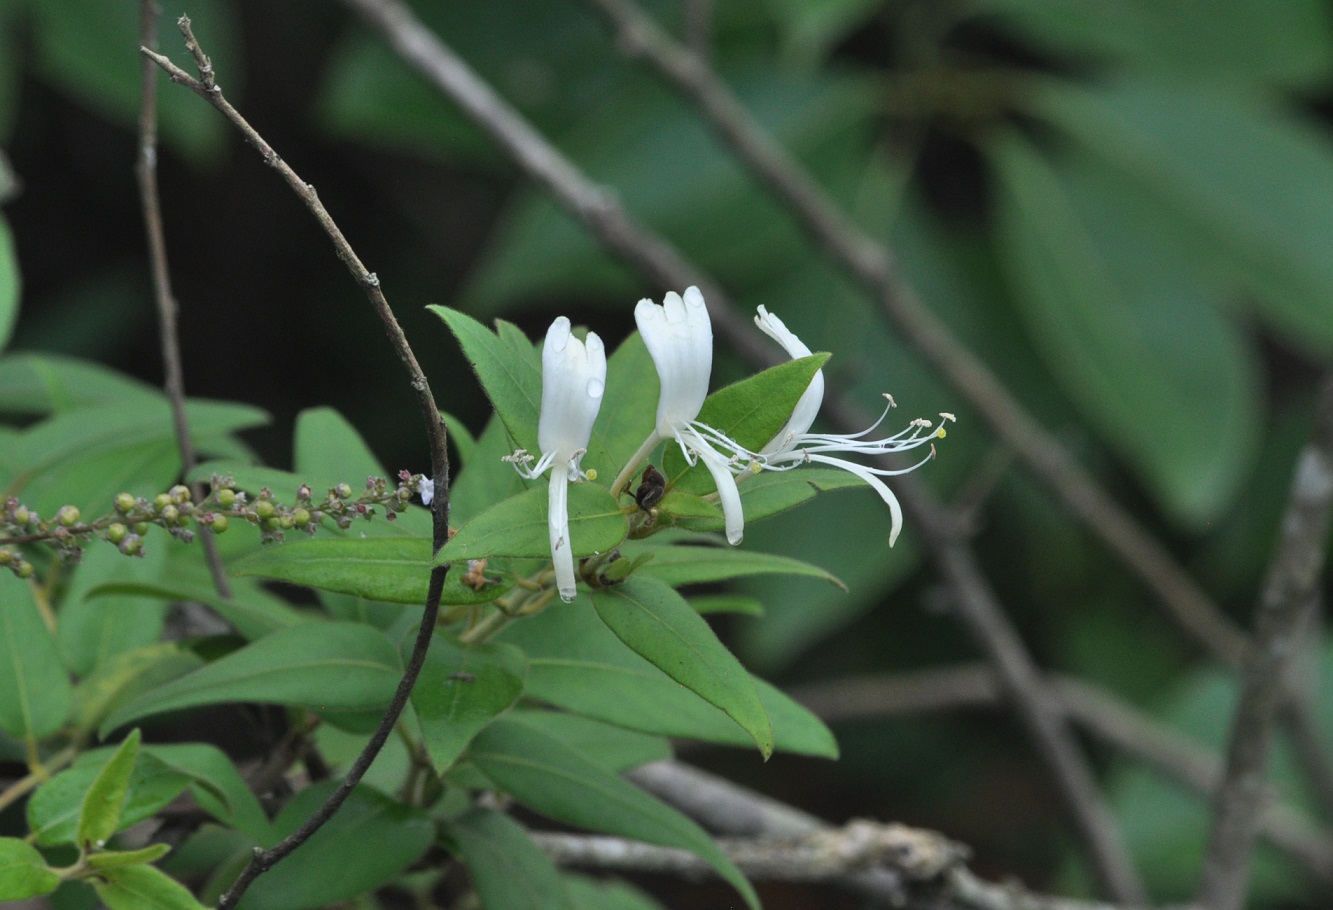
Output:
634,464,666,511
447,672,476,683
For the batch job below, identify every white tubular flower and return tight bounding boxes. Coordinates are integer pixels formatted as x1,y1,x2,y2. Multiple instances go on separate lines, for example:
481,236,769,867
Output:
635,287,754,545
508,316,606,602
752,305,948,546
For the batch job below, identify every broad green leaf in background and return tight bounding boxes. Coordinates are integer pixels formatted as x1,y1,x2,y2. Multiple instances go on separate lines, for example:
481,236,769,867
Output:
76,729,141,849
437,481,627,562
232,537,508,606
85,579,308,642
411,636,526,773
0,575,71,739
501,595,836,757
92,862,208,910
469,716,760,910
1029,77,1333,358
0,213,18,353
101,622,402,735
0,837,60,899
988,128,1261,524
144,743,273,843
237,783,433,910
562,875,668,910
691,594,765,616
664,353,830,494
0,353,160,414
506,709,671,772
968,0,1333,91
634,543,846,589
428,306,542,455
591,578,773,757
444,808,576,910
58,540,169,677
69,644,204,737
294,406,386,484
29,750,190,847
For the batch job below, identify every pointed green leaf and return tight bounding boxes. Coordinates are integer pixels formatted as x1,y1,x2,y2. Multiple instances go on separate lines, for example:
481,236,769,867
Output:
29,751,190,847
238,782,433,910
437,482,627,562
444,807,575,910
690,595,764,617
428,305,542,453
101,622,401,736
294,406,387,481
77,729,141,849
635,544,845,589
412,636,526,773
231,537,509,605
0,574,71,739
469,716,759,910
501,597,836,757
664,353,829,493
85,579,308,641
592,578,773,758
144,743,273,842
0,837,60,899
0,215,19,355
70,645,204,736
508,709,671,772
91,862,208,910
85,843,171,870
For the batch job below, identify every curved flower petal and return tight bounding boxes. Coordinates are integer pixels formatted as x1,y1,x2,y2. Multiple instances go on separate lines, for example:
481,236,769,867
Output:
680,426,746,545
756,306,825,454
547,467,577,601
636,288,712,439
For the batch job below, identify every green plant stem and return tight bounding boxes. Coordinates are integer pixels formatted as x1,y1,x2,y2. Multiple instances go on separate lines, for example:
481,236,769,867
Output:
0,745,77,814
611,432,661,499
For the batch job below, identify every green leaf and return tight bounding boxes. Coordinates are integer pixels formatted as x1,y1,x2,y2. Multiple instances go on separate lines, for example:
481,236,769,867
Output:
664,354,830,494
0,353,159,414
0,837,60,899
0,574,71,739
0,214,19,354
987,128,1261,523
428,306,542,454
294,406,387,481
591,578,773,758
690,595,764,617
70,644,204,737
58,539,169,677
444,808,575,910
101,622,402,736
29,751,190,847
507,709,671,772
85,843,172,870
468,716,759,910
502,596,836,757
437,482,627,562
635,544,845,589
231,537,508,606
84,579,308,641
677,465,868,531
143,743,273,842
91,862,208,910
562,875,668,910
77,729,141,849
238,782,433,910
1030,77,1333,356
412,636,526,773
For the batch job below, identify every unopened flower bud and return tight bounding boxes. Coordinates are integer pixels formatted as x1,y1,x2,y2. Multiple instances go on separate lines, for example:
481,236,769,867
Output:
336,483,353,499
119,535,143,556
169,485,191,504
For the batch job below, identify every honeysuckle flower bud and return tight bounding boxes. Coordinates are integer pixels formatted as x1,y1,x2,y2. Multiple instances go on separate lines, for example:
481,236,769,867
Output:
633,287,754,545
752,305,948,546
507,316,607,602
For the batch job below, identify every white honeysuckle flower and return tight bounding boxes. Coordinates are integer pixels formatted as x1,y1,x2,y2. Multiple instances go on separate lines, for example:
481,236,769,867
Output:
634,287,754,545
507,316,607,602
751,305,948,546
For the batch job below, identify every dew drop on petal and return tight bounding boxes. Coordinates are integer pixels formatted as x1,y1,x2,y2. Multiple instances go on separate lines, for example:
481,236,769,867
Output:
587,377,605,399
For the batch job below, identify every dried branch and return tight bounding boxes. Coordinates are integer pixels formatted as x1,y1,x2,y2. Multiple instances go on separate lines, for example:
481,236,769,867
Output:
338,0,1143,899
1196,376,1333,910
627,761,1155,910
140,18,452,907
584,0,1246,669
791,666,1333,882
135,0,230,597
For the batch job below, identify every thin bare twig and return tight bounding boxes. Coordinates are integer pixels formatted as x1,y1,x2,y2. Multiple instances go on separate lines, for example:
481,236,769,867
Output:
135,0,230,597
791,666,1333,882
338,0,1144,899
584,0,1247,669
1196,376,1333,910
141,18,452,907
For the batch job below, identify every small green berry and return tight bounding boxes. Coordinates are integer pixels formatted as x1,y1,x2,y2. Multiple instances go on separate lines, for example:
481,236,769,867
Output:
0,549,12,565
336,483,353,499
114,493,137,514
133,522,150,536
16,561,34,579
263,517,281,532
169,485,191,504
56,506,80,527
254,500,276,520
154,493,173,511
216,488,237,508
119,535,143,556
159,504,179,525
12,506,31,526
209,514,228,533
106,523,128,544
292,508,312,527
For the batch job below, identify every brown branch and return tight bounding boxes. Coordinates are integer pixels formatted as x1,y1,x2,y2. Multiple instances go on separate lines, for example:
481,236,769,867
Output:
140,17,453,907
583,0,1247,670
790,666,1333,883
627,761,1155,910
337,0,1143,899
135,0,230,597
1196,376,1333,910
